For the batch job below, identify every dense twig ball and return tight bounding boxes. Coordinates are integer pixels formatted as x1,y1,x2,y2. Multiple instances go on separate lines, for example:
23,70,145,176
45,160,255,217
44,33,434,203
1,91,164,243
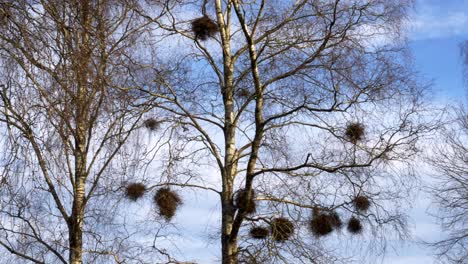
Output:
0,5,11,24
237,88,250,98
353,195,371,212
347,216,363,234
271,217,294,242
328,211,343,229
154,188,182,221
0,3,12,16
191,16,218,40
250,226,269,239
143,118,160,131
309,214,334,237
125,183,146,201
234,189,256,215
345,122,365,143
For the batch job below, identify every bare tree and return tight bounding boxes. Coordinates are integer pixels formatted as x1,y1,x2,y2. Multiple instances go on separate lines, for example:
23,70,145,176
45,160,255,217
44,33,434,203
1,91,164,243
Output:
426,45,468,262
135,0,438,263
0,1,179,263
0,0,440,263
428,103,468,264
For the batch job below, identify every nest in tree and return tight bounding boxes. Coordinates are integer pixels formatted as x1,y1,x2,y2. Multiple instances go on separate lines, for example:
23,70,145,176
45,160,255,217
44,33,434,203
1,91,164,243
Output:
0,3,12,22
234,189,256,215
191,16,219,41
143,118,160,131
154,188,182,221
237,88,251,98
309,211,342,237
328,211,343,229
125,183,146,201
271,217,294,242
347,216,363,234
353,195,370,212
250,226,269,239
309,214,332,237
345,122,365,143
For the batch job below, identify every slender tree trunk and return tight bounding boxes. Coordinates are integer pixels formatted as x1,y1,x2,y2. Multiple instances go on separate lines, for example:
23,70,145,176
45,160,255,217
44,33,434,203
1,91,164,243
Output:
221,78,240,264
68,179,85,264
214,1,240,262
221,118,239,264
222,94,238,264
69,1,91,260
221,192,238,264
69,100,88,264
221,236,238,264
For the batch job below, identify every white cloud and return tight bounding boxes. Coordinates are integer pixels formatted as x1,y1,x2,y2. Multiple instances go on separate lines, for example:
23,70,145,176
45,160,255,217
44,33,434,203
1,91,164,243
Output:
406,6,468,40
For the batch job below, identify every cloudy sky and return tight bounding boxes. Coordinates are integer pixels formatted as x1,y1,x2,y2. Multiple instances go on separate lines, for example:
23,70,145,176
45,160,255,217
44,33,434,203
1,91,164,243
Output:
409,0,467,98
384,0,467,263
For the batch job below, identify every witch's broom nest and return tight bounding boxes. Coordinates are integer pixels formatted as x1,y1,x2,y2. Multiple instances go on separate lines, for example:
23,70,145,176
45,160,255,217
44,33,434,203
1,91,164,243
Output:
353,195,371,212
328,211,343,229
234,188,256,215
309,213,333,237
125,182,146,201
0,3,12,23
154,187,182,221
271,217,294,242
143,118,160,131
236,88,251,98
347,216,363,234
191,16,219,41
249,226,269,239
345,122,365,144
309,211,342,237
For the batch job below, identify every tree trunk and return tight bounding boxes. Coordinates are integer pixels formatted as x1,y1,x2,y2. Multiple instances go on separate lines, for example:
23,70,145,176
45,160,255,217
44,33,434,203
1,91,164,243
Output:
222,237,238,264
68,188,85,264
221,196,238,264
221,105,239,264
68,146,86,264
69,1,91,262
69,124,87,264
215,0,240,262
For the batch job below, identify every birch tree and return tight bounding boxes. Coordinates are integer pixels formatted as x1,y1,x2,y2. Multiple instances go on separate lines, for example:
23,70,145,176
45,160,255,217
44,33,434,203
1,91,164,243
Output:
139,0,437,263
0,1,173,263
0,0,439,263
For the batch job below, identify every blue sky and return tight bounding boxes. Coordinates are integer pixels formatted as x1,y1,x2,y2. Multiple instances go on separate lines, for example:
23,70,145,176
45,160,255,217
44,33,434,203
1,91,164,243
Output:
412,37,465,97
409,0,467,98
384,0,467,263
